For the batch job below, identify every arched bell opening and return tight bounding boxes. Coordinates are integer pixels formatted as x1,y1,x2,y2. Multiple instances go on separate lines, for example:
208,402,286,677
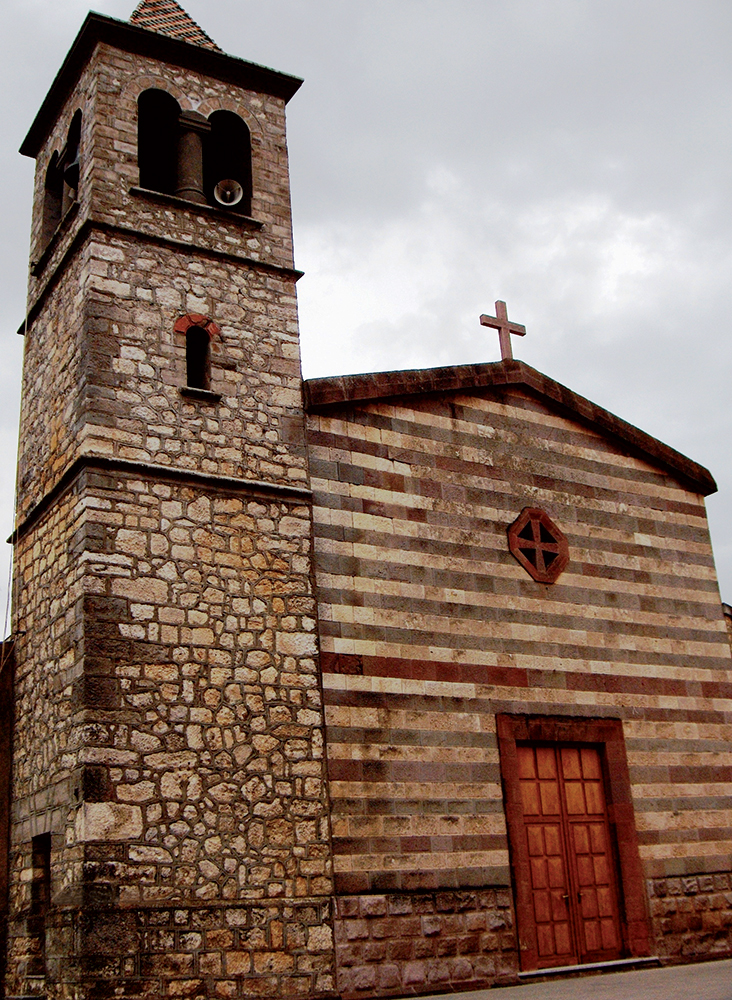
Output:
61,110,82,215
136,94,253,216
204,110,252,216
138,88,180,195
41,152,63,247
40,110,82,249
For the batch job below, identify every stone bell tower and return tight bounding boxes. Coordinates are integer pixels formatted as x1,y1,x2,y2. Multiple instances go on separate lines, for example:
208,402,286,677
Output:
6,2,335,997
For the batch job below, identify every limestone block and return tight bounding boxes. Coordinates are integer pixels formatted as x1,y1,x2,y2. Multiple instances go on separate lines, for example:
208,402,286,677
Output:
112,577,169,603
75,802,143,842
276,632,318,656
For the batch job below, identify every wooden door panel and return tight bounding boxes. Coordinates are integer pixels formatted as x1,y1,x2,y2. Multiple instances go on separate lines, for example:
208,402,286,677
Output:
517,745,537,778
601,919,619,950
535,899,573,959
575,851,596,886
590,823,606,853
544,824,562,855
536,746,558,779
580,885,599,919
520,781,541,816
597,885,615,918
581,747,602,779
540,782,561,815
564,782,586,814
560,747,582,780
585,782,605,815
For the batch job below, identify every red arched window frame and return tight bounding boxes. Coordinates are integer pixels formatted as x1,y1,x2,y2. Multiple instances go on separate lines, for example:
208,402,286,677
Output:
174,313,221,393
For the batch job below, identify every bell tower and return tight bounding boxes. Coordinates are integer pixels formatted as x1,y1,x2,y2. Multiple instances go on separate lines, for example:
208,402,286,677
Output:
6,2,335,997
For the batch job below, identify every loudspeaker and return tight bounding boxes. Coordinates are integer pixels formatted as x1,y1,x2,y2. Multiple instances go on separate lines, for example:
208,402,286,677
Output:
214,178,244,206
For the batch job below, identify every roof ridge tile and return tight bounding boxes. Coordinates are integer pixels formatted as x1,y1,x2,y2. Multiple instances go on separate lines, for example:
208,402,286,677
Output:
130,0,220,51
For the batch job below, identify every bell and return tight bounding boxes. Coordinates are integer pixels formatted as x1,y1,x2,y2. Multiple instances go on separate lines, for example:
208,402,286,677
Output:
63,155,80,191
214,178,243,206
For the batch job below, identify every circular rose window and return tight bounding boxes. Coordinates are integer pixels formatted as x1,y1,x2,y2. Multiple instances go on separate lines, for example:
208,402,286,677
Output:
507,507,569,584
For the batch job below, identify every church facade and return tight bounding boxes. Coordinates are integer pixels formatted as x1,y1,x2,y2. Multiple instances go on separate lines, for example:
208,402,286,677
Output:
2,3,732,999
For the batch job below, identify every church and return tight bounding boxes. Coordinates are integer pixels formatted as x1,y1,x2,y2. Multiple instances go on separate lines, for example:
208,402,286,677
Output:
1,2,731,998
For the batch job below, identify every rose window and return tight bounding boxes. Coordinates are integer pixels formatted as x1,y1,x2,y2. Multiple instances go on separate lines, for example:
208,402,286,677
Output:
507,507,569,584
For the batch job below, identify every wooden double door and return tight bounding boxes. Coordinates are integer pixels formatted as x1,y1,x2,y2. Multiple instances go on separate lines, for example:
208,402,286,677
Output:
517,743,623,967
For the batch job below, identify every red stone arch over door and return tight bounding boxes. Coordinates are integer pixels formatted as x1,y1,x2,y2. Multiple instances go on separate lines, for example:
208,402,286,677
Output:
497,715,651,972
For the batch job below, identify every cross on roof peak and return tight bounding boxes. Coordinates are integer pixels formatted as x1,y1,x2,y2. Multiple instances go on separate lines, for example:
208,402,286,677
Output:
130,0,221,51
480,300,526,361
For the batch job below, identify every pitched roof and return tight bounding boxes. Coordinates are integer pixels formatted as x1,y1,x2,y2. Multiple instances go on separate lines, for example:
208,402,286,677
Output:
304,359,717,496
130,0,220,51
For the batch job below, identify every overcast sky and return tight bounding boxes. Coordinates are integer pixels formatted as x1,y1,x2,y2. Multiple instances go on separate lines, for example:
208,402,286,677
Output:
2,0,732,632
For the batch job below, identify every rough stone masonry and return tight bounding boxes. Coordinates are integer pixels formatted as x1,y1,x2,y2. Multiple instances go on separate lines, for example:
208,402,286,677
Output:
5,7,336,999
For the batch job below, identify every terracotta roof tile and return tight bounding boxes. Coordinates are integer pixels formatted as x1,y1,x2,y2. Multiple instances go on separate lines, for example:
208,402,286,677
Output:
130,0,220,51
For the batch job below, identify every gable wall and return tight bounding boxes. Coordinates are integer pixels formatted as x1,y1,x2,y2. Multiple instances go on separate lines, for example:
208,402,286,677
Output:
307,387,732,989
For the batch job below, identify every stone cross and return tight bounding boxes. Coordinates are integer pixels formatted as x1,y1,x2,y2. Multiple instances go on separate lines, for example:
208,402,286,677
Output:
480,300,526,361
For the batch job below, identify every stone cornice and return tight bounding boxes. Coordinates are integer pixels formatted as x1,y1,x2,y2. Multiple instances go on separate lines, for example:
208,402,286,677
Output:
20,217,303,336
11,456,312,543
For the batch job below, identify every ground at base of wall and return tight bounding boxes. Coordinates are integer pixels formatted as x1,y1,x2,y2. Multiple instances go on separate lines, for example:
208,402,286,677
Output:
455,956,732,1000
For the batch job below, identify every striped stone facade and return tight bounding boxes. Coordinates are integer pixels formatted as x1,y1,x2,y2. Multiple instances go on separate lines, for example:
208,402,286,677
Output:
306,365,732,994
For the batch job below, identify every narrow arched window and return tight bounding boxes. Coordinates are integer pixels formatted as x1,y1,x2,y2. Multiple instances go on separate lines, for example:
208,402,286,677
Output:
186,327,210,390
138,89,180,195
204,110,252,216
